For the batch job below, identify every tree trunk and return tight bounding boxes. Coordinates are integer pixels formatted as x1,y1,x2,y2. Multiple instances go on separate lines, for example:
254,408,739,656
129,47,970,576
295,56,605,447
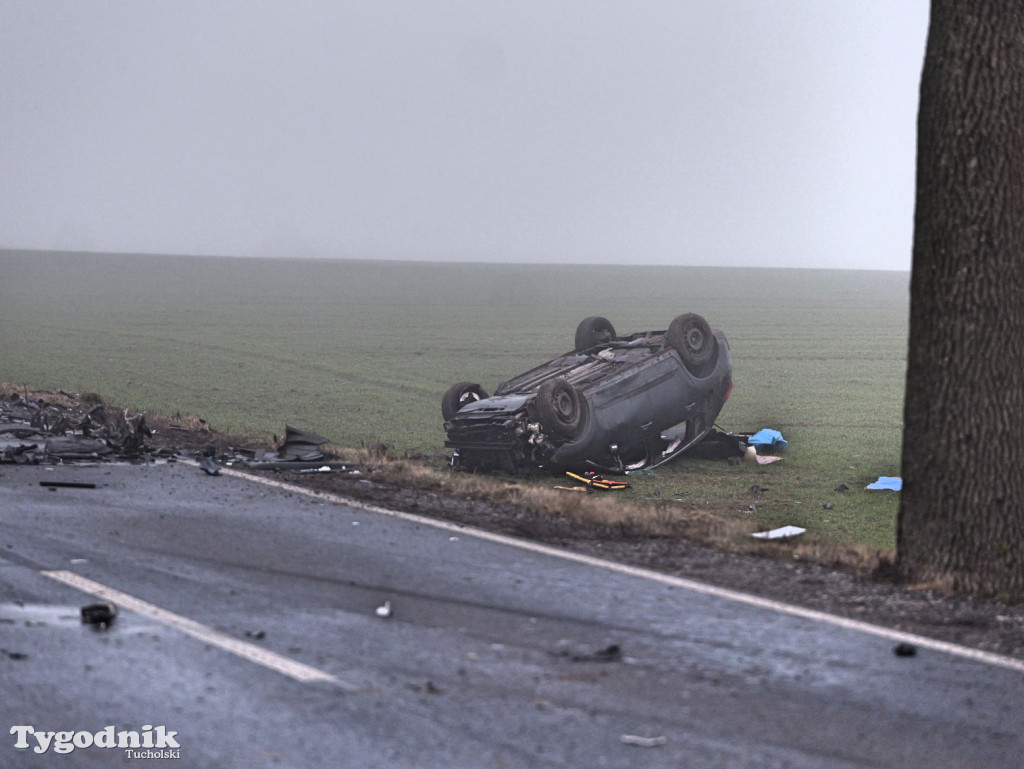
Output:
898,0,1024,599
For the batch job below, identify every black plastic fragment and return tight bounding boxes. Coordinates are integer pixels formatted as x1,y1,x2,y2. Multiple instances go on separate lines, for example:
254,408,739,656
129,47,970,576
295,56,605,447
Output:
81,602,117,629
276,425,330,462
894,642,917,657
198,455,221,475
39,480,97,489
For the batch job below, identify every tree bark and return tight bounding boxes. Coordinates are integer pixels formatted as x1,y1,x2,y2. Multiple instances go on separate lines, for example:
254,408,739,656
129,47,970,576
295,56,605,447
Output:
898,0,1024,599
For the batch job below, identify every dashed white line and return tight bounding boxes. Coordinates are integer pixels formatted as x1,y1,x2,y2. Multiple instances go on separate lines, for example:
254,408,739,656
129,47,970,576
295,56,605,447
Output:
41,570,342,685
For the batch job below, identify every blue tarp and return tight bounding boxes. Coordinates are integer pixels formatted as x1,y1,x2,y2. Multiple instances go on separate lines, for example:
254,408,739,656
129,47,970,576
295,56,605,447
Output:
746,429,788,451
866,476,902,491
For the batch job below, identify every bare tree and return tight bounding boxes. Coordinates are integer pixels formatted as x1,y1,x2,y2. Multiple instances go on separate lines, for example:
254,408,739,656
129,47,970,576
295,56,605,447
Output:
898,0,1024,599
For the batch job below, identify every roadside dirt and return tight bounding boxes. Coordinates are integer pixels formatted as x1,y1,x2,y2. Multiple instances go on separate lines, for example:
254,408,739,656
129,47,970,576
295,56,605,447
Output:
4,386,1023,661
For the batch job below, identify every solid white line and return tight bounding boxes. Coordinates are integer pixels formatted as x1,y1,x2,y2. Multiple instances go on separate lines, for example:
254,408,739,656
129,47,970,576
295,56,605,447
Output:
41,570,340,685
214,463,1024,676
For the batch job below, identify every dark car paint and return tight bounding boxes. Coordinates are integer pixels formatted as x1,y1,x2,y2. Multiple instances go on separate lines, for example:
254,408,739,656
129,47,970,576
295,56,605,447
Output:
443,318,732,475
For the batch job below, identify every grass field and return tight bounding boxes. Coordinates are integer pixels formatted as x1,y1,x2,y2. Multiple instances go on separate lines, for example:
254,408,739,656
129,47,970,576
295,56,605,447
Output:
1,250,909,550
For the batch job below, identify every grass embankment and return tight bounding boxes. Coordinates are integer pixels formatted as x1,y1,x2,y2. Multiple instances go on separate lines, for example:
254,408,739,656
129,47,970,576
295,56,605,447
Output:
0,251,908,556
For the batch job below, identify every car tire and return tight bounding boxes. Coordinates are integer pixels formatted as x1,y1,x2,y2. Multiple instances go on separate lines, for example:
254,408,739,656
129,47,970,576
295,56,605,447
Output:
536,377,585,438
574,316,617,352
667,313,717,376
442,382,489,421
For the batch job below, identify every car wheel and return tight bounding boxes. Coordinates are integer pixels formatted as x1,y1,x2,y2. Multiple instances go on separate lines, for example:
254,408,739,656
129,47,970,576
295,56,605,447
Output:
574,316,616,351
442,382,489,421
667,313,717,375
536,377,585,438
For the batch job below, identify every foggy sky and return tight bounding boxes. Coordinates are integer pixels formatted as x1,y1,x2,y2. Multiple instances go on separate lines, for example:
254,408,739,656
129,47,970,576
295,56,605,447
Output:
1,2,927,270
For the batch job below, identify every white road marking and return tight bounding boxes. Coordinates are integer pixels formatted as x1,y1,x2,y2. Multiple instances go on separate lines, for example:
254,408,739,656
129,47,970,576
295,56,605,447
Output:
41,570,341,685
212,463,1024,676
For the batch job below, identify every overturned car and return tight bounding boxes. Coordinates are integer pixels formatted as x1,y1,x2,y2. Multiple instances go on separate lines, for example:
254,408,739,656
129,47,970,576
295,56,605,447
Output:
442,313,732,475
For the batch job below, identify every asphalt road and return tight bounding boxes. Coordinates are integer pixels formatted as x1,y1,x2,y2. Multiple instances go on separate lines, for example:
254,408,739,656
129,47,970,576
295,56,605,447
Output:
1,461,1021,768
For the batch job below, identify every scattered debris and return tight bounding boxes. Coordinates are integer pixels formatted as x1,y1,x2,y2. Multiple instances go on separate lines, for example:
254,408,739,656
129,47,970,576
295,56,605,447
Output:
822,503,834,510
752,526,806,540
551,642,624,663
686,429,746,460
620,734,667,748
4,650,29,661
80,602,117,629
745,428,788,451
748,484,770,494
245,630,266,640
198,455,221,476
0,391,167,465
375,600,393,618
277,425,330,462
866,477,902,491
834,483,850,492
565,471,630,491
894,642,917,657
246,460,348,471
44,436,113,461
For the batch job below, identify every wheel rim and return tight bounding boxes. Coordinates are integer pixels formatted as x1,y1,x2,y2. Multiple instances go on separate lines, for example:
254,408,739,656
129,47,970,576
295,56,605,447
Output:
686,326,705,353
554,390,577,422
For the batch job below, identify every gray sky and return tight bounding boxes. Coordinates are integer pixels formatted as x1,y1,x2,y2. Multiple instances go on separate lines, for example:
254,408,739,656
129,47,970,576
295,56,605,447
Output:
1,1,927,270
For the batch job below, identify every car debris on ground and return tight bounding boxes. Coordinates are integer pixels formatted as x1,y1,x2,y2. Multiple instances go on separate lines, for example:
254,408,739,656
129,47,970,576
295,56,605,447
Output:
80,602,117,629
564,471,630,490
751,525,806,540
550,642,625,663
198,455,221,475
745,428,788,451
240,425,357,473
620,734,668,748
0,391,173,464
866,476,902,491
893,642,917,657
39,480,97,489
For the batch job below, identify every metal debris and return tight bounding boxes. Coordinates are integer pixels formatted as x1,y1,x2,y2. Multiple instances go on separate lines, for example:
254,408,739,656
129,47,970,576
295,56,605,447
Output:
198,455,221,475
277,425,330,462
551,642,624,663
1,392,168,465
80,602,117,629
620,734,667,748
894,642,917,657
39,480,97,489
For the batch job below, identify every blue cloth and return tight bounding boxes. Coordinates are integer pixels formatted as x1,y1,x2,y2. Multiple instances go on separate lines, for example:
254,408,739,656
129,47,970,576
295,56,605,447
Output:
747,429,788,450
866,476,902,491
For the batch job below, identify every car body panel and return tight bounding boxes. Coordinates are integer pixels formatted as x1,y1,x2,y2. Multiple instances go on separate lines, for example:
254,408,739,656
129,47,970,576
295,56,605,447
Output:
444,318,732,475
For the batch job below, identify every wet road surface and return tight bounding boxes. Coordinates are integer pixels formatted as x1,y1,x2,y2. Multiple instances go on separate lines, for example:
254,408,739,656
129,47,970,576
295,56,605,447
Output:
1,461,1021,767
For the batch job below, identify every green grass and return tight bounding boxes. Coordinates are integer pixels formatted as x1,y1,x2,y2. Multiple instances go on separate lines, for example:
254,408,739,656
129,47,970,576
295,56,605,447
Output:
0,250,907,549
